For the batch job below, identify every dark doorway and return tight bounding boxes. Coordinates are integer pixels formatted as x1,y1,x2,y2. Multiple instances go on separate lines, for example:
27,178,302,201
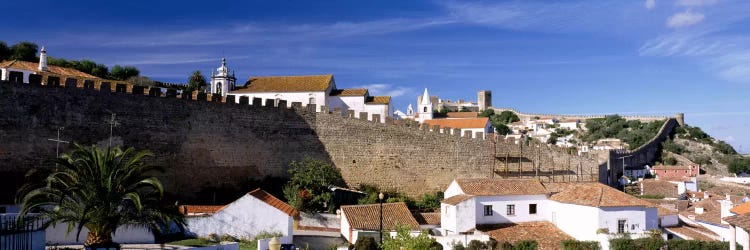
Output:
8,71,23,83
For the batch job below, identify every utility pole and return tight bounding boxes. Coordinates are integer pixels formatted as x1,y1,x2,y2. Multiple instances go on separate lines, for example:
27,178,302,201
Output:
47,127,69,169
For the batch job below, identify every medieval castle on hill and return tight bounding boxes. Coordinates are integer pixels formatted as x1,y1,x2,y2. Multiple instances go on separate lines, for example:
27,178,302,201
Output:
0,48,684,203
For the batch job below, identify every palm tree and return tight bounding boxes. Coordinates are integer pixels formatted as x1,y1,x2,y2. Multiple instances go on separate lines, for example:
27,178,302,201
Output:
16,144,184,248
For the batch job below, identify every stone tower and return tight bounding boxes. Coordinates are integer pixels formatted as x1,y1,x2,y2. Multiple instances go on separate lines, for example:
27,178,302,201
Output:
675,113,685,126
478,90,492,111
418,88,433,123
210,58,236,97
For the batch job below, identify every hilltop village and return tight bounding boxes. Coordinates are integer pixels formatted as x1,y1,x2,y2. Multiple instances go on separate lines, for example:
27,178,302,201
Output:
3,47,750,250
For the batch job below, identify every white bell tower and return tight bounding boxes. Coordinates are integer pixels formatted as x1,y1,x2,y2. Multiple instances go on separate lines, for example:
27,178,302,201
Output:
210,58,236,97
418,88,433,122
38,47,48,71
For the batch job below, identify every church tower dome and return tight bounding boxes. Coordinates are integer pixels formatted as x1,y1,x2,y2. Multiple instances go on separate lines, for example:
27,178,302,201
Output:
210,58,237,97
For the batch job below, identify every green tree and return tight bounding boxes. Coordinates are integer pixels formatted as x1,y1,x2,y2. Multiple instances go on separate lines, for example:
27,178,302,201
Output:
127,76,158,87
714,140,737,155
728,157,750,174
186,70,208,93
478,109,495,117
109,65,140,80
494,123,511,135
496,111,520,124
285,157,345,212
0,41,11,61
9,41,38,62
381,225,439,250
353,236,379,250
16,144,184,247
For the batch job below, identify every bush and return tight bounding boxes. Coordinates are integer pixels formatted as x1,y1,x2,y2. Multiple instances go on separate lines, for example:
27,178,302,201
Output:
284,157,345,212
609,238,635,250
663,156,678,165
561,240,601,250
352,236,379,250
633,237,664,250
467,240,485,250
452,244,466,250
666,240,703,250
662,139,685,154
513,240,538,250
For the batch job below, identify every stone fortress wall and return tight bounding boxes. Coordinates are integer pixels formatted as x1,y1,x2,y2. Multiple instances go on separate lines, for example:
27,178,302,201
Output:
0,79,602,203
493,107,672,122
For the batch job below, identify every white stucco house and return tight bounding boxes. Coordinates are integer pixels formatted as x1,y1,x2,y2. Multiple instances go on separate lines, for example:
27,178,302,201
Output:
1,47,101,85
439,178,659,248
422,117,493,139
214,66,391,122
339,202,420,244
181,188,300,241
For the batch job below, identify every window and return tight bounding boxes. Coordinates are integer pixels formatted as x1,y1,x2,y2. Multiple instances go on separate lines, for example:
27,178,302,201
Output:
617,219,627,234
529,204,537,215
484,205,493,216
506,205,515,216
424,107,428,112
309,97,316,105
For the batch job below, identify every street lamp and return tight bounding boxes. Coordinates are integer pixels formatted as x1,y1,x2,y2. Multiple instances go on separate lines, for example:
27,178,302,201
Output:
379,192,384,245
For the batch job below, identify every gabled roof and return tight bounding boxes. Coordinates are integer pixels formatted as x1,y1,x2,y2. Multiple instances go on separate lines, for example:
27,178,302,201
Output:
479,222,573,250
413,212,441,225
0,60,100,79
454,178,548,196
234,74,333,93
546,182,655,208
641,179,679,198
423,117,491,129
731,201,750,215
441,194,474,205
652,165,692,170
726,214,750,232
341,202,420,231
330,88,368,96
248,188,300,218
366,96,390,105
445,112,479,119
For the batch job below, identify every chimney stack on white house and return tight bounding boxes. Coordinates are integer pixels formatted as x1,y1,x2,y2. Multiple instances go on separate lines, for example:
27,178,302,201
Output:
720,198,734,224
38,47,48,71
695,207,704,214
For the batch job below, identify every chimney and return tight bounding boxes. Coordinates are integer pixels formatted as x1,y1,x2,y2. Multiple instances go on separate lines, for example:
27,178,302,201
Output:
695,207,704,214
720,199,734,224
727,193,731,201
38,46,48,71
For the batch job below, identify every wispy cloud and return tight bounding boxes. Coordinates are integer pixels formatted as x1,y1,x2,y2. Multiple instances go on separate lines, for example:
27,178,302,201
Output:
357,84,412,98
645,0,656,10
666,10,705,28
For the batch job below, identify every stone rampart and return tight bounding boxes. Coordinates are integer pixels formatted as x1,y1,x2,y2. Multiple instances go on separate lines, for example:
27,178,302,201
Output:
0,81,601,202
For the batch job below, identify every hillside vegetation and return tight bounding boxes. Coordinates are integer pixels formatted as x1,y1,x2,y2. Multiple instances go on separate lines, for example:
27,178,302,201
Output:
579,115,665,150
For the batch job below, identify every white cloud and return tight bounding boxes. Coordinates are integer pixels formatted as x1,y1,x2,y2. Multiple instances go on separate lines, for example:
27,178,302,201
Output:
667,10,705,28
357,84,412,98
645,0,656,10
724,136,736,142
676,0,719,7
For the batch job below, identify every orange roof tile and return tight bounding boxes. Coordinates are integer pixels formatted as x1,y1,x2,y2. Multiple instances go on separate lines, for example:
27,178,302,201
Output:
658,206,679,216
366,96,390,105
546,182,655,208
341,202,420,231
681,198,724,225
455,178,548,196
479,222,573,250
445,112,479,119
234,74,333,93
641,179,680,198
179,205,226,216
423,117,490,129
731,202,750,215
330,88,368,96
442,194,474,205
413,212,441,225
0,60,100,79
248,188,300,218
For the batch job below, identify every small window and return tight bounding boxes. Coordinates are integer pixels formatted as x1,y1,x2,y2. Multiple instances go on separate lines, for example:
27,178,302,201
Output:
618,219,627,234
484,205,493,216
507,205,515,216
309,97,316,105
529,204,537,215
423,107,428,112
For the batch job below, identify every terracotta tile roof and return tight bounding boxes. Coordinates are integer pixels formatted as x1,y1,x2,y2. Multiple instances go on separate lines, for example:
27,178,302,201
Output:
423,117,490,130
658,206,679,216
479,222,573,250
725,214,750,232
413,212,441,225
441,194,474,205
341,202,420,231
731,201,750,215
641,179,680,198
330,88,368,96
665,223,720,241
652,165,692,170
445,112,479,118
248,188,300,218
234,74,333,93
0,60,100,79
681,198,723,225
455,178,548,196
179,205,226,216
366,96,390,105
546,182,655,208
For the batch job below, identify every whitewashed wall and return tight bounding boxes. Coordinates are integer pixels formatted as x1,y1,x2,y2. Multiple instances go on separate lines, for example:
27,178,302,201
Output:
230,91,326,109
660,214,679,227
474,195,548,225
550,202,599,241
364,104,389,123
599,206,658,236
432,233,490,250
328,96,365,116
256,235,292,250
340,211,352,243
184,194,293,240
443,181,463,198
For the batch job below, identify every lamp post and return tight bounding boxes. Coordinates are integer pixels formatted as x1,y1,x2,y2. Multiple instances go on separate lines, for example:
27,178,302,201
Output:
379,192,384,245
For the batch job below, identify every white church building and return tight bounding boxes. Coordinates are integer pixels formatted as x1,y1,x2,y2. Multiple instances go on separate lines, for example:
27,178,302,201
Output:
208,59,391,123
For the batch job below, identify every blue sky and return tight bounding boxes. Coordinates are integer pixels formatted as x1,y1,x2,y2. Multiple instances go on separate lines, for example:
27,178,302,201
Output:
2,0,750,153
